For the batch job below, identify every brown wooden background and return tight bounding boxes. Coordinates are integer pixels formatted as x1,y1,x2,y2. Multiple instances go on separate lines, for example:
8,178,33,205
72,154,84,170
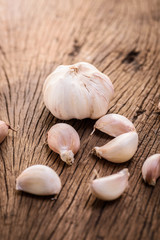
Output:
0,0,160,239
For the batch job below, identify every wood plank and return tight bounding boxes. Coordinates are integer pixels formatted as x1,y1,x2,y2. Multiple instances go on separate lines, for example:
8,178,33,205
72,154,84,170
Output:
0,0,159,239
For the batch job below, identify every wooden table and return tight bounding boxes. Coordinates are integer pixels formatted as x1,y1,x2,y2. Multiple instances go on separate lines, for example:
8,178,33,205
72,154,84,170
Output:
0,0,159,239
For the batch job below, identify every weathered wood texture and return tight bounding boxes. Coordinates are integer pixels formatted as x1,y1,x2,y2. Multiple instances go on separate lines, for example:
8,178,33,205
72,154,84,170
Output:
0,0,159,239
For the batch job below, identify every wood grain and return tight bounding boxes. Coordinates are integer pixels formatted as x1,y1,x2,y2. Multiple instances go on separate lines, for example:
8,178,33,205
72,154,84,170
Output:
0,0,159,239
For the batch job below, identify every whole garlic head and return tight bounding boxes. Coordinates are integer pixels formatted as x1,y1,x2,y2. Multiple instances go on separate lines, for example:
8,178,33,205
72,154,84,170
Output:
43,62,114,120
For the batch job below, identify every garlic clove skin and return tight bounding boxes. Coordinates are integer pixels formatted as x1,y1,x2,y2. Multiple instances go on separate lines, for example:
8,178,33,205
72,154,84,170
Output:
0,120,9,143
90,169,129,201
92,132,138,163
16,165,61,196
47,123,80,165
142,154,160,186
43,62,114,120
91,113,136,137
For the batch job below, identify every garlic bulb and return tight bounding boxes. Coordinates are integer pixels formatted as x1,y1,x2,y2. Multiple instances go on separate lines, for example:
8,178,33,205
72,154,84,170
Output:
92,132,138,163
91,113,136,137
16,165,61,196
43,62,114,120
142,154,160,186
90,169,129,201
47,123,80,165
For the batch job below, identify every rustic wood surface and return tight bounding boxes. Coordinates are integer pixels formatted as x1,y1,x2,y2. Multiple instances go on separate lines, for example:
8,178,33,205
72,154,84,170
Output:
0,0,159,239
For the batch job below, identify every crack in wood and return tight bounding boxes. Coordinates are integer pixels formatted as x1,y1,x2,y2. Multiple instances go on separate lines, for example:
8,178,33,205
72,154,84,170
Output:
122,50,140,64
68,39,83,57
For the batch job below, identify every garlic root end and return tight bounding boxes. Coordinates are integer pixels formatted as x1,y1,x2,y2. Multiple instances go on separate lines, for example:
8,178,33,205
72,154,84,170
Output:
60,150,74,165
150,179,156,186
91,147,102,159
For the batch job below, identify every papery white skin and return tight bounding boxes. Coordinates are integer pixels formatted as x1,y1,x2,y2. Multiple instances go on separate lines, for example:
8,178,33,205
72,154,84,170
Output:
91,113,136,137
0,120,9,143
16,165,61,196
90,169,129,201
92,132,138,163
142,154,160,186
43,62,114,120
47,123,80,165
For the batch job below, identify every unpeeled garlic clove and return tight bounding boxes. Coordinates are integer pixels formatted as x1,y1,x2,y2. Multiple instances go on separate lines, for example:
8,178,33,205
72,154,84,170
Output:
47,123,80,165
0,120,17,143
92,132,138,163
142,154,160,186
91,113,136,137
0,121,9,143
90,169,129,201
16,165,61,196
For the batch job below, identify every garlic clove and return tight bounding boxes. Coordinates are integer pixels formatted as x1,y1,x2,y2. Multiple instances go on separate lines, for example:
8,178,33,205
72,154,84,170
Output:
16,165,61,196
92,132,138,163
91,113,136,137
0,120,18,143
90,169,129,201
0,121,9,143
47,123,80,165
43,62,114,120
142,154,160,186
